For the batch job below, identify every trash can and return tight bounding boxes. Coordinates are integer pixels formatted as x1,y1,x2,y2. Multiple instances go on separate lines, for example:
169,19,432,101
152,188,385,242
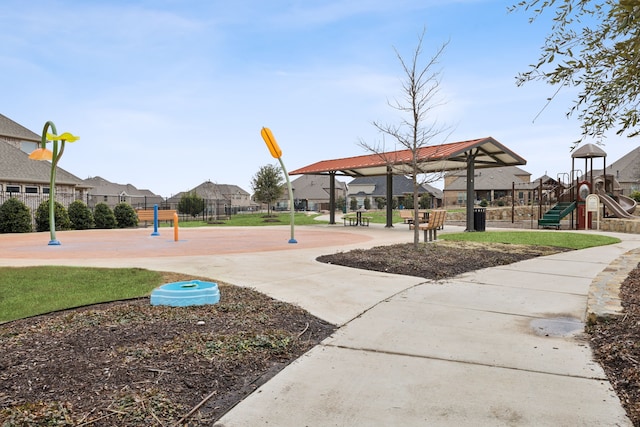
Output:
473,207,486,232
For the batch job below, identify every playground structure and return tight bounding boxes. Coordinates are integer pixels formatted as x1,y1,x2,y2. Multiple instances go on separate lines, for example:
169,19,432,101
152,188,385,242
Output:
538,143,637,229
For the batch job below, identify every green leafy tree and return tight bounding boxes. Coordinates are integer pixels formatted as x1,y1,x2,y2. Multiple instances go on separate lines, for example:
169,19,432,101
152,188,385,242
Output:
336,196,346,212
113,203,138,228
375,197,386,209
512,1,640,141
251,164,285,216
404,194,414,209
0,198,32,233
363,197,371,210
350,197,358,211
419,193,432,209
630,191,640,203
94,203,117,229
68,200,94,230
35,200,71,232
178,191,205,218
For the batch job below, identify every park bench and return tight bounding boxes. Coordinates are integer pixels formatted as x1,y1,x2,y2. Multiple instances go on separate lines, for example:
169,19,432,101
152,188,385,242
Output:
399,209,430,226
409,209,447,242
399,210,414,224
137,209,177,225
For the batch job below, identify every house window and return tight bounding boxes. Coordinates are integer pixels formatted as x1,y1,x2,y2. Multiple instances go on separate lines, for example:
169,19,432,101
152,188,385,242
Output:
103,196,108,202
120,195,126,202
457,192,466,205
6,185,20,193
25,186,38,194
43,187,50,194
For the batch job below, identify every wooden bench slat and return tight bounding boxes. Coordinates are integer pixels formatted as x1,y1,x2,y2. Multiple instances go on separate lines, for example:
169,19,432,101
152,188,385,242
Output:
137,210,177,222
409,210,447,241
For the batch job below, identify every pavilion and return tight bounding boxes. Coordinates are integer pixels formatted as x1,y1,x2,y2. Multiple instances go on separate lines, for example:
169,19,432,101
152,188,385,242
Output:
289,137,527,231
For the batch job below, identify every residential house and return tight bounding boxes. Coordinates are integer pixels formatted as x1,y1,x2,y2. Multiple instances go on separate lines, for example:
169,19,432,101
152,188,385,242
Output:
347,175,443,209
168,180,254,217
83,176,164,210
600,146,640,195
0,114,90,213
275,175,347,211
443,166,532,207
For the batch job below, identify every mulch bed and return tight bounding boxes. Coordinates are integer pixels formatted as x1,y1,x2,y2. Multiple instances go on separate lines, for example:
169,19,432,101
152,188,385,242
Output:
0,274,334,426
589,264,640,426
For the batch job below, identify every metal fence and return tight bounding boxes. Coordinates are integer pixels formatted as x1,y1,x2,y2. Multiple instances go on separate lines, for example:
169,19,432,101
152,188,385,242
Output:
0,192,254,225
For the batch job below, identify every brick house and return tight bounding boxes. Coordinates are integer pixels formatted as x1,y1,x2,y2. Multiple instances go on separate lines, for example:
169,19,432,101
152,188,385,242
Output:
0,114,90,213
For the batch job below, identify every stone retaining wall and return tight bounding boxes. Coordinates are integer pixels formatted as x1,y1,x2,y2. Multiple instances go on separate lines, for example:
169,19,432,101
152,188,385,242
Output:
445,206,640,234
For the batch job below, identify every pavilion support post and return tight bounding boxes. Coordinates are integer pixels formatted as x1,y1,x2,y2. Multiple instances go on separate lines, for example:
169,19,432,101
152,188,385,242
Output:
466,150,477,232
329,172,336,225
386,167,393,228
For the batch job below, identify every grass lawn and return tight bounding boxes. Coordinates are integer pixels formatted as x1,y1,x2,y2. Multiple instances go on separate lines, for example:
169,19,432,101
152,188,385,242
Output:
440,230,620,250
174,212,326,227
2,229,619,322
0,267,164,323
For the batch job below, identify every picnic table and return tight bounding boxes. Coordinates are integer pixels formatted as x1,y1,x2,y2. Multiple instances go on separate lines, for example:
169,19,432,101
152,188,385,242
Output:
342,210,372,227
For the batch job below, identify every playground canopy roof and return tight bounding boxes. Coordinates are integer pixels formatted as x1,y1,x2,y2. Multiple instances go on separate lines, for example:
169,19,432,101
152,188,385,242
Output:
289,137,527,177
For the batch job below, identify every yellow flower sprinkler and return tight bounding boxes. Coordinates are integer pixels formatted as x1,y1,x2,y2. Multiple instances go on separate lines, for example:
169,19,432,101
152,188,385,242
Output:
28,121,79,245
260,127,297,243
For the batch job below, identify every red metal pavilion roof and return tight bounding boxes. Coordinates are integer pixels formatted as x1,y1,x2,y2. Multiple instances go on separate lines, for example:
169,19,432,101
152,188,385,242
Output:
290,137,526,177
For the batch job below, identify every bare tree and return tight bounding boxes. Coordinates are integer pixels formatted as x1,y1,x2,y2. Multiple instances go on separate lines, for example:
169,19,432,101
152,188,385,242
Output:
360,29,450,247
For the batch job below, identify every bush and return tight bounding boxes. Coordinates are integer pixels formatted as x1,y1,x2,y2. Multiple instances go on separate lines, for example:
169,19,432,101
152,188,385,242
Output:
363,198,371,210
630,191,640,203
113,203,138,228
375,197,386,209
94,203,117,229
35,200,71,232
68,200,94,230
350,197,358,211
479,198,488,207
419,193,431,209
0,198,32,233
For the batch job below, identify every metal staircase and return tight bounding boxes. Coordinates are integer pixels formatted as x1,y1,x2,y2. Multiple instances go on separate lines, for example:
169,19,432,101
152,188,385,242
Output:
537,201,576,229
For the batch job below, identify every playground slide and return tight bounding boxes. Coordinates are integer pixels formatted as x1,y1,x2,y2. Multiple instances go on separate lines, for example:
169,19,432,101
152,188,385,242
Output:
619,194,637,215
596,189,635,218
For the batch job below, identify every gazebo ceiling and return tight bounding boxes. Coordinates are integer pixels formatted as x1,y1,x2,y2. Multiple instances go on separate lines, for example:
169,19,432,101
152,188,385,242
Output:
289,137,527,177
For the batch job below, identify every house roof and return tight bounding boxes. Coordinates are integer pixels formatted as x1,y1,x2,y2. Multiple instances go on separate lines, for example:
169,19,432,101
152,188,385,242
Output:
445,166,532,191
83,176,158,197
348,175,443,198
290,137,526,177
170,181,250,201
290,175,347,200
0,114,40,142
0,140,87,187
604,146,640,183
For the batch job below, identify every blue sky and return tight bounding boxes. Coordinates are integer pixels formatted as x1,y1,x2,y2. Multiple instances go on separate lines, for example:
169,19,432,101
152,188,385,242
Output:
2,0,634,197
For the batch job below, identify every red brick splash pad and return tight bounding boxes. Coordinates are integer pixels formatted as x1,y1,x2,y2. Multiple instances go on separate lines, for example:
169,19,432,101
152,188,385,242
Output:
0,227,372,260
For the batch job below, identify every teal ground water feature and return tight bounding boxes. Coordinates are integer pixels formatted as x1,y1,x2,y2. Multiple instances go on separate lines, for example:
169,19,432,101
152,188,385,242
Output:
150,280,220,307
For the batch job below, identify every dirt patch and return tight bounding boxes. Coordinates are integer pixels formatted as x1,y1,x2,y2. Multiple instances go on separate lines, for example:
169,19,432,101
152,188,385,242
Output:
317,240,567,280
589,263,640,426
0,273,334,426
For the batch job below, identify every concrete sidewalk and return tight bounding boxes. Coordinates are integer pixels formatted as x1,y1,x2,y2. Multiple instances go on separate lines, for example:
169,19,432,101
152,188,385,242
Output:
213,227,640,426
1,222,638,425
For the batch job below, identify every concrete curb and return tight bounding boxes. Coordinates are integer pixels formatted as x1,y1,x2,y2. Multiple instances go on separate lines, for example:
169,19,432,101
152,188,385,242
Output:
586,247,640,325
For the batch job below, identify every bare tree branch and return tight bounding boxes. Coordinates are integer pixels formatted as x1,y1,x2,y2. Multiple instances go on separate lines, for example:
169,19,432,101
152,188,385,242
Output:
359,28,451,247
